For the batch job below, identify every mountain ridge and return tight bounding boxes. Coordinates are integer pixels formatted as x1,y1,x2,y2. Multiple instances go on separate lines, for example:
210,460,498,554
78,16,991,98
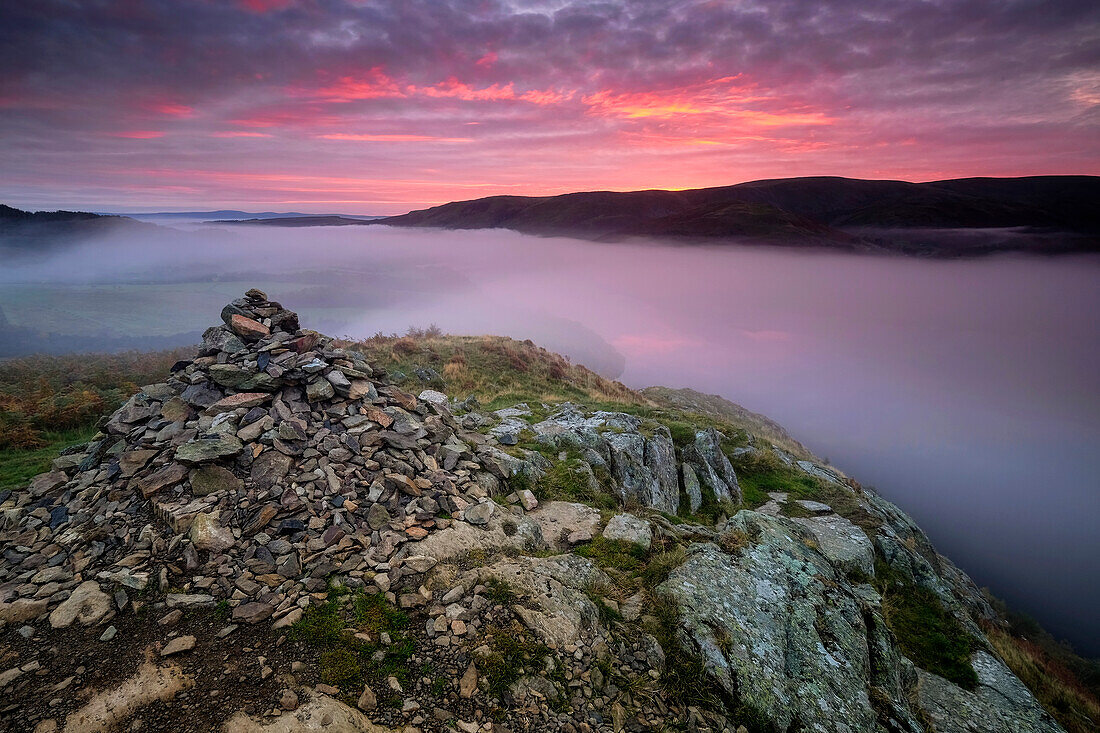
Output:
375,175,1100,256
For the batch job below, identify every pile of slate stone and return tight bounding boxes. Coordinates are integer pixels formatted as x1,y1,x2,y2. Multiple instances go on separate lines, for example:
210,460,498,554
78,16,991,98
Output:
0,289,519,631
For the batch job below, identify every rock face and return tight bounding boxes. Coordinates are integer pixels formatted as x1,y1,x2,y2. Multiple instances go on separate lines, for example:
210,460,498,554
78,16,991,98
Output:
480,554,610,648
917,651,1063,733
0,290,1067,733
682,427,742,505
529,405,727,515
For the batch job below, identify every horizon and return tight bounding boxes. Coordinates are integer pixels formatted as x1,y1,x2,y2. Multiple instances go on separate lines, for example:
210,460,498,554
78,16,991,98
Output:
11,171,1100,218
3,1,1098,213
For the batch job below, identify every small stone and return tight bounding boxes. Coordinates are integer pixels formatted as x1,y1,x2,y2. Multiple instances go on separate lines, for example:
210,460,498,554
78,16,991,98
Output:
459,661,478,699
518,489,538,511
306,379,335,403
189,511,235,553
175,434,244,465
233,602,274,624
204,392,271,415
357,684,377,711
189,465,242,496
367,503,391,530
403,555,438,573
99,625,118,642
133,463,188,498
158,609,184,626
161,635,196,656
279,689,299,711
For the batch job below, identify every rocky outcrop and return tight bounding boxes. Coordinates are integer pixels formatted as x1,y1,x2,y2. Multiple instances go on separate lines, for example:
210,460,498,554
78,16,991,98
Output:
682,427,742,505
660,511,922,732
916,651,1063,733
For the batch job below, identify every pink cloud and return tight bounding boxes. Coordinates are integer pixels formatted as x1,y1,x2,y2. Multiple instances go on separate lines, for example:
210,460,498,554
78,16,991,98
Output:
239,0,293,12
146,102,194,118
210,131,273,138
108,130,165,138
310,69,406,102
318,133,473,142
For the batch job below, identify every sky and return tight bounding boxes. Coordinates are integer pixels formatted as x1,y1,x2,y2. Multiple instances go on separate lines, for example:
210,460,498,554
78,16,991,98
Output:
1,0,1098,214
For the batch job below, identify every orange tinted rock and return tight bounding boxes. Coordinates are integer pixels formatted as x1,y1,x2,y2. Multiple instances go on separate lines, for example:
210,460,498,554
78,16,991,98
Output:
229,314,270,341
204,392,271,415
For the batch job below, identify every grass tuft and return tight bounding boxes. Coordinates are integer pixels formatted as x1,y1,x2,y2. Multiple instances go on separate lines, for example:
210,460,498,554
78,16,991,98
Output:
874,560,978,689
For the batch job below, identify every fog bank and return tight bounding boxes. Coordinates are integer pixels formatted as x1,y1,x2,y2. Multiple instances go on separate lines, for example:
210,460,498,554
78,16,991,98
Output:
2,223,1098,655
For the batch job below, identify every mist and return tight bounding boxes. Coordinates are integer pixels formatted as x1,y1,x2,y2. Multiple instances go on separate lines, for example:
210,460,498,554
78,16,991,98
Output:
2,223,1099,655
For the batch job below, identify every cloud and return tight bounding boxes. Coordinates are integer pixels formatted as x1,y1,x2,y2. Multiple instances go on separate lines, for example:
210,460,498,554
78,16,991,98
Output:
317,133,473,142
107,131,166,139
0,0,1096,211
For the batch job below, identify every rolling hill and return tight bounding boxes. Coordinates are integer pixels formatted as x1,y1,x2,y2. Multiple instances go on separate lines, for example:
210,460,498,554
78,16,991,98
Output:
376,175,1100,256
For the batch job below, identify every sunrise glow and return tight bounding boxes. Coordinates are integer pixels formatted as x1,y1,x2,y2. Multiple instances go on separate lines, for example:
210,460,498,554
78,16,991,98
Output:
1,1,1097,213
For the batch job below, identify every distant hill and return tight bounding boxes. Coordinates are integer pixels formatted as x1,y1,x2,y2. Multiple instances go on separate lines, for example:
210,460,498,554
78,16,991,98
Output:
125,210,385,221
209,215,376,227
376,176,1100,256
0,204,155,256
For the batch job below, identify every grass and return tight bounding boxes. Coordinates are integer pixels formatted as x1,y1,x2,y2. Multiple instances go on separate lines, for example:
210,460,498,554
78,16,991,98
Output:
289,584,416,703
0,346,192,450
647,594,726,711
342,332,642,409
728,449,823,506
533,459,618,511
0,427,97,491
574,536,650,573
874,560,978,689
354,591,409,633
483,578,518,605
986,626,1100,733
479,620,552,698
983,593,1100,733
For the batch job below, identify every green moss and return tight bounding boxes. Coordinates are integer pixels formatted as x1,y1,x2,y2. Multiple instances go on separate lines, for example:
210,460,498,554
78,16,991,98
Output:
730,450,823,502
534,459,618,511
640,546,688,586
320,648,362,686
290,599,346,648
875,560,978,689
585,584,624,626
480,622,552,697
663,421,698,448
484,577,518,605
354,592,408,634
291,589,418,695
574,536,649,572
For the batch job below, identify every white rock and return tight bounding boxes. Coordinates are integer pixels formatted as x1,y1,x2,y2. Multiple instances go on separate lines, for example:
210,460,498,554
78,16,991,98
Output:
602,513,653,550
49,581,112,628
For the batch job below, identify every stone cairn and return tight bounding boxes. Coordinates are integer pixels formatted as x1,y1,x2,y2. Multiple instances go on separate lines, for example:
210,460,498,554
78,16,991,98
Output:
0,289,515,632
